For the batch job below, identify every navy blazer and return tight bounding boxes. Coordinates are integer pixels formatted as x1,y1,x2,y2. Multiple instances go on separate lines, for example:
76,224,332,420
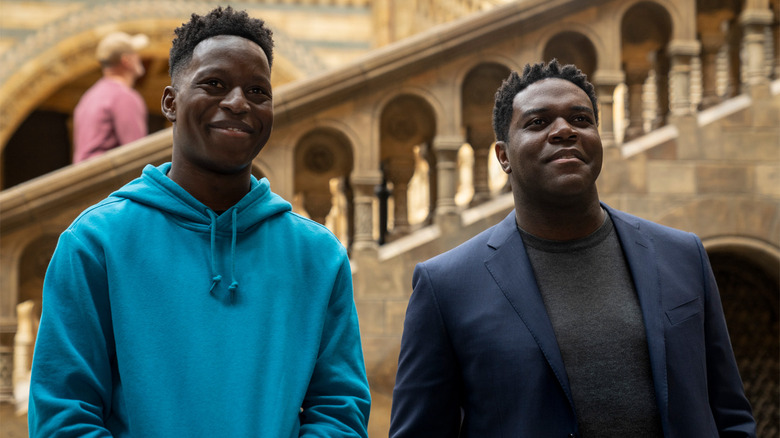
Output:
390,204,755,437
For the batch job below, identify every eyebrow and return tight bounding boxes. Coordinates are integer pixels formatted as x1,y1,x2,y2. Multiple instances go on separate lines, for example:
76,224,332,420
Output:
194,66,270,83
522,105,594,118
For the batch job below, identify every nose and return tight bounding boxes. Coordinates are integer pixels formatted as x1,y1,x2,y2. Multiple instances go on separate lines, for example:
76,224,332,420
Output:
548,117,577,142
220,87,250,114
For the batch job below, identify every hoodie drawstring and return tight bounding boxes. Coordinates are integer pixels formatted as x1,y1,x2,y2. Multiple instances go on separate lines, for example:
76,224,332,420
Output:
207,209,239,303
227,208,239,301
207,210,222,295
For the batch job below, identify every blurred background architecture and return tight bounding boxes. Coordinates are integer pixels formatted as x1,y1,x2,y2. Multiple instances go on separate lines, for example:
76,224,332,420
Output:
1,0,778,436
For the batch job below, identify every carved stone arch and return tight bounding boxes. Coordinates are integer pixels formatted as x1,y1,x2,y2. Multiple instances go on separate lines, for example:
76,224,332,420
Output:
703,235,780,284
614,0,686,41
378,93,437,239
621,2,674,51
541,31,600,79
289,119,363,171
460,62,511,205
295,127,354,186
373,86,444,141
293,127,355,231
619,1,675,140
454,55,519,85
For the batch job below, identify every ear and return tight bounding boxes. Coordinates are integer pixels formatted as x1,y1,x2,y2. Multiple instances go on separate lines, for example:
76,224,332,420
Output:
161,86,176,123
119,53,132,69
495,141,511,174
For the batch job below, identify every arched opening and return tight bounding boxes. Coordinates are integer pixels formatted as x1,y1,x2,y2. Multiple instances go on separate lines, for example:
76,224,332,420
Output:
461,62,511,206
379,94,436,243
708,247,779,437
543,31,597,79
620,2,673,140
293,127,354,248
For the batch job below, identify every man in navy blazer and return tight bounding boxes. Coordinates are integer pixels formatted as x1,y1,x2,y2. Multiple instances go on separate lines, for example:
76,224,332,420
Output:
389,60,755,437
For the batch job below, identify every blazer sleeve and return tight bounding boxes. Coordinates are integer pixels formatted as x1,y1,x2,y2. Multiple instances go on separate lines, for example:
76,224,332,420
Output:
696,236,757,437
390,262,463,438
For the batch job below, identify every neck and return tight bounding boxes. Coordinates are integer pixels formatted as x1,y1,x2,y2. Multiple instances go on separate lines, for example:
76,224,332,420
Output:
514,193,605,241
168,161,252,212
103,69,135,87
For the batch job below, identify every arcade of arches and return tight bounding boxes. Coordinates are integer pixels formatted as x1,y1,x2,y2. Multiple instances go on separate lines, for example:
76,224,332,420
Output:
1,0,779,436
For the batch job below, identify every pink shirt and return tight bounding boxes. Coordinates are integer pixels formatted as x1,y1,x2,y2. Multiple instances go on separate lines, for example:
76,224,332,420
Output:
72,77,148,163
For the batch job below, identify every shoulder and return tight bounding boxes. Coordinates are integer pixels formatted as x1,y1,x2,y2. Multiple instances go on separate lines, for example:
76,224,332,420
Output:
606,205,703,255
419,220,499,273
273,210,348,255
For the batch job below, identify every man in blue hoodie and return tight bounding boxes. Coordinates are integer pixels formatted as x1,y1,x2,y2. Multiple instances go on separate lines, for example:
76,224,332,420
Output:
29,6,371,437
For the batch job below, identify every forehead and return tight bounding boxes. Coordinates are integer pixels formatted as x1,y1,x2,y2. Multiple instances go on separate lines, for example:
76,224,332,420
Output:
184,35,269,74
512,78,591,113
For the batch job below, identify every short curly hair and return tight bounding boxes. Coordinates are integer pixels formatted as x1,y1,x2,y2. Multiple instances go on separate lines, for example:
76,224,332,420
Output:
492,59,598,143
169,6,274,79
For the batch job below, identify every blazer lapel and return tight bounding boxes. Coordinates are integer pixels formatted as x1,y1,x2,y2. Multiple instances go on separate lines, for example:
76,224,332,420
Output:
606,205,670,431
484,212,576,412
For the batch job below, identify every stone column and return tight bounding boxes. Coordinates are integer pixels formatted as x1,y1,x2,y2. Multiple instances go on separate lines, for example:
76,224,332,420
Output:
384,155,416,238
350,173,382,252
13,301,36,394
592,70,625,148
432,134,464,218
653,52,671,129
740,9,773,94
699,33,726,109
624,67,648,141
667,39,701,117
468,128,494,206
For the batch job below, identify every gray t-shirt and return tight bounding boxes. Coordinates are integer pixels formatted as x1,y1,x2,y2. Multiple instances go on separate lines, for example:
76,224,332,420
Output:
519,213,663,437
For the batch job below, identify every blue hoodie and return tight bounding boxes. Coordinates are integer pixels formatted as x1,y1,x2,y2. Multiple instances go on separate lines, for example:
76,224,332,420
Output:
29,163,370,437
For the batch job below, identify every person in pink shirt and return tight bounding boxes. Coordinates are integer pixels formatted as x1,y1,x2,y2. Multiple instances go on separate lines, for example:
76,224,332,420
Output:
72,32,149,163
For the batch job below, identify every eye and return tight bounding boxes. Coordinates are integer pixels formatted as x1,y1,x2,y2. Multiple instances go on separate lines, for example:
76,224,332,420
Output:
572,114,594,125
525,118,547,129
248,86,269,96
204,79,224,88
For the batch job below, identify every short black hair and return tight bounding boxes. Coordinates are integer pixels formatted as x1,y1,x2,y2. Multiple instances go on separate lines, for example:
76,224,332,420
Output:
492,59,598,143
169,6,274,79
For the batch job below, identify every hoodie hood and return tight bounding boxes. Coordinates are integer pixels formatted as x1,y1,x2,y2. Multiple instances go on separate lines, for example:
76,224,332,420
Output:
111,163,292,301
112,163,291,230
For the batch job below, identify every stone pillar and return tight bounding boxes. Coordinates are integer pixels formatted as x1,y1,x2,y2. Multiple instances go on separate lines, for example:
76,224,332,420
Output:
624,67,648,141
468,128,494,206
384,156,416,238
740,9,773,94
667,39,701,117
432,134,464,218
700,33,726,109
592,70,625,148
13,300,36,400
653,52,671,129
350,173,382,252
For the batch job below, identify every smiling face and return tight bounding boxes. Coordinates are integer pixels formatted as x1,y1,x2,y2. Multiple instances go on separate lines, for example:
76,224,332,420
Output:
495,78,602,210
162,35,273,178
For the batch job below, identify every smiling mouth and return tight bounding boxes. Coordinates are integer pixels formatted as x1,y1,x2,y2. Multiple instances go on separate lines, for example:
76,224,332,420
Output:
548,149,585,163
210,125,256,138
